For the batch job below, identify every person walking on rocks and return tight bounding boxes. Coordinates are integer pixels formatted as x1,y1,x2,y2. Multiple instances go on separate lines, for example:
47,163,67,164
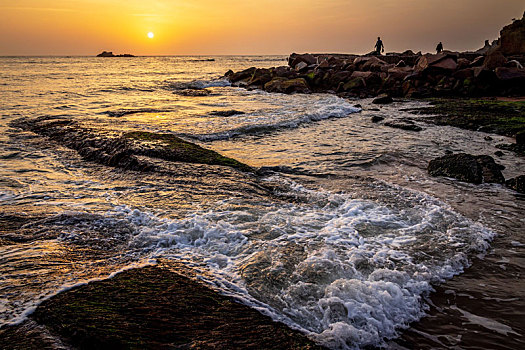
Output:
375,37,384,55
436,42,443,54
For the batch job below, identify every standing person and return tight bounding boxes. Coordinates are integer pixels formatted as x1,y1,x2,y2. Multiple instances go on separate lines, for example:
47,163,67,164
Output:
375,37,384,55
436,42,443,53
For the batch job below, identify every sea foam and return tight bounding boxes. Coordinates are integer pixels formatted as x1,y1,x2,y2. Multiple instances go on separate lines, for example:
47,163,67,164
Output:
97,177,495,349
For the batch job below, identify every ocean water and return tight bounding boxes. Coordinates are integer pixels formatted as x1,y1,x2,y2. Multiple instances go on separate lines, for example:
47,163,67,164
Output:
0,56,523,349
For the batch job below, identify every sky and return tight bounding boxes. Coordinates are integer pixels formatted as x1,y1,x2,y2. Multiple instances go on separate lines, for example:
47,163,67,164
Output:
0,0,523,55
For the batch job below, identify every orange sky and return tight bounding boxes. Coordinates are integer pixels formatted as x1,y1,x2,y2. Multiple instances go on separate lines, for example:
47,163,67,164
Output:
0,0,523,55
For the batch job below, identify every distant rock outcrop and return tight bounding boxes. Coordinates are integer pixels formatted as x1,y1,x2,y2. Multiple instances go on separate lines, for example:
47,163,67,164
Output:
96,51,135,57
500,12,525,55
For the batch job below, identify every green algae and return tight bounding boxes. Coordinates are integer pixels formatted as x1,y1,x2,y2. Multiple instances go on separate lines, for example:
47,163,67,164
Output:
124,131,252,172
11,264,325,349
413,98,525,137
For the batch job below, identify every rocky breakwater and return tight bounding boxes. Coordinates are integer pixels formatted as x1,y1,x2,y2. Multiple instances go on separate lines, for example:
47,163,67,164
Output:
226,13,525,99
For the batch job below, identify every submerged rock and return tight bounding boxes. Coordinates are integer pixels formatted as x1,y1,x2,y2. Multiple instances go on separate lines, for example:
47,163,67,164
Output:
428,153,505,184
11,117,252,172
372,94,394,104
210,110,245,117
505,175,525,193
384,119,422,131
371,115,384,123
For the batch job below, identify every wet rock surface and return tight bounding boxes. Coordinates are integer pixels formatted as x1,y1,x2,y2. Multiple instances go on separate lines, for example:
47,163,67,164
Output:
408,98,525,143
11,117,252,173
506,175,525,194
0,263,324,350
428,153,505,184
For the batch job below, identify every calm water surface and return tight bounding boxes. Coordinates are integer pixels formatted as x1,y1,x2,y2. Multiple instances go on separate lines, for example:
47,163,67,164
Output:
0,56,523,349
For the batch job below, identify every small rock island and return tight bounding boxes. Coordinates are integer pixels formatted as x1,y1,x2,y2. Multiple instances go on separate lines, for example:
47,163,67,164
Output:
96,51,135,57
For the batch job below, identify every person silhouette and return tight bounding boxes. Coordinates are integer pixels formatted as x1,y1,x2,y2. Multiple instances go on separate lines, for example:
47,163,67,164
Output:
375,37,384,55
436,42,443,54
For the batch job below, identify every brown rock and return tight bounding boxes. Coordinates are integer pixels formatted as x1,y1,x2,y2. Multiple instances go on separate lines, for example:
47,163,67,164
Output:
495,67,525,82
415,53,458,73
452,68,474,80
229,67,256,83
264,78,311,94
295,61,308,72
288,53,317,67
395,60,407,67
342,77,366,91
372,94,394,104
500,12,525,55
483,47,507,70
470,56,485,67
387,67,412,80
457,58,471,70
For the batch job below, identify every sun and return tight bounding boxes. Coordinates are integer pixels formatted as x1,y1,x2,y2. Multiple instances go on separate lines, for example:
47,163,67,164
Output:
147,32,154,39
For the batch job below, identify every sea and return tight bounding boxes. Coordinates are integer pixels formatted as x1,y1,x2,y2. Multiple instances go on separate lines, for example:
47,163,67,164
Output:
0,56,523,349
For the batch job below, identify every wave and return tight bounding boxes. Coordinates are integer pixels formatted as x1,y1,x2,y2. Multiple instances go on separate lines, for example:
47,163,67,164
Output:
187,101,361,141
164,78,230,91
96,179,493,349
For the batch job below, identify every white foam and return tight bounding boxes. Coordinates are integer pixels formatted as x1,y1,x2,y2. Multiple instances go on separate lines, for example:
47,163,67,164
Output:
97,178,495,349
166,78,231,90
190,94,361,140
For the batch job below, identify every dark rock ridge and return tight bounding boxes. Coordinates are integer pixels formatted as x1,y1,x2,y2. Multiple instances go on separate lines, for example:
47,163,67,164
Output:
96,51,135,57
12,117,252,172
428,153,505,184
226,14,525,98
0,263,323,349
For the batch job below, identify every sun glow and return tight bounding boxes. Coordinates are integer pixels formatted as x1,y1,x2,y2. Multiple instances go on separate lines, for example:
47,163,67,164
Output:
147,32,154,39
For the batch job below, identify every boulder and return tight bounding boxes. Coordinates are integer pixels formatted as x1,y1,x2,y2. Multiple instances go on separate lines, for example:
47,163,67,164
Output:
362,57,388,72
470,56,485,67
473,67,498,83
415,53,458,73
483,47,507,70
505,175,525,194
371,116,384,123
372,94,394,104
342,77,366,91
288,53,317,67
248,68,273,86
505,60,524,69
263,78,311,94
395,60,407,68
387,67,413,80
495,67,525,83
272,66,295,79
428,153,505,184
452,68,474,80
456,58,471,70
294,61,308,72
500,12,525,55
229,67,256,83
